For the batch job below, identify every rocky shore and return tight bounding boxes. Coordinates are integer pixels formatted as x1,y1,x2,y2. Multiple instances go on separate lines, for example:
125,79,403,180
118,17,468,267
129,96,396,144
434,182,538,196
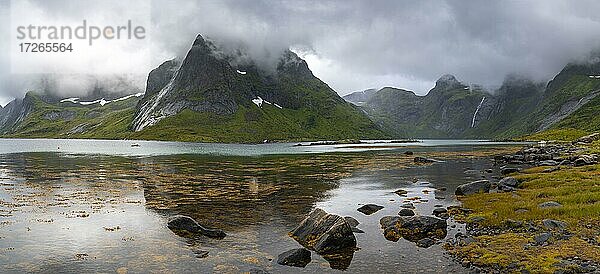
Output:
446,133,600,273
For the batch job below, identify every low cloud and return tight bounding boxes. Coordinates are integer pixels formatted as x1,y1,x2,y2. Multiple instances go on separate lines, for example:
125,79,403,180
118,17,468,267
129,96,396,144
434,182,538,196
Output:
2,0,600,105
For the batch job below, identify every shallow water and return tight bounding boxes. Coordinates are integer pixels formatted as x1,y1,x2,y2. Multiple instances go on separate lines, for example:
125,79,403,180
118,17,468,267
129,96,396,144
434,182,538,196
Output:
0,141,515,273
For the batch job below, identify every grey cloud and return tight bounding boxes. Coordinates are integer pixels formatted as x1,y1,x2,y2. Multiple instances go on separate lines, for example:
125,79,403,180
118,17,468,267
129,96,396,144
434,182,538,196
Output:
2,0,600,105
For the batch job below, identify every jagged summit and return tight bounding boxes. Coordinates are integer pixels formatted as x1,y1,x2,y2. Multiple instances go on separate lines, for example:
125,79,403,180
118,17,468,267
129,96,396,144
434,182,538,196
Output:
431,74,464,92
129,34,386,141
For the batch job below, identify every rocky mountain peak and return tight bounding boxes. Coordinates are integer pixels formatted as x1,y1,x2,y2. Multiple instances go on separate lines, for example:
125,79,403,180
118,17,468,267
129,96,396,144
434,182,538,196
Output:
434,74,462,89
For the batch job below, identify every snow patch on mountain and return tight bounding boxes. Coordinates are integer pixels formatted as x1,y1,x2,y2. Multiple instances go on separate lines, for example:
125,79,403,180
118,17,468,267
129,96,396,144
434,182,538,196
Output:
60,92,143,107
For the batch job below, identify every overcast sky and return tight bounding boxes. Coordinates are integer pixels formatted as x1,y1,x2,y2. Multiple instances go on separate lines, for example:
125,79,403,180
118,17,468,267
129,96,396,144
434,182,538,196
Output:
2,0,600,105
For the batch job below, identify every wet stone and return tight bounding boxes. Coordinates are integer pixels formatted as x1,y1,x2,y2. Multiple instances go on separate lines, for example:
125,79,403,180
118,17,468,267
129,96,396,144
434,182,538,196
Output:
277,248,311,268
357,204,384,215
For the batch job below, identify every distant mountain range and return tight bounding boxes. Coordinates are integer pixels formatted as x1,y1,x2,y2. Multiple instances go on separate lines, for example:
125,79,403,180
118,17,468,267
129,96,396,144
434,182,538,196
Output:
1,34,598,142
343,58,600,139
0,35,387,143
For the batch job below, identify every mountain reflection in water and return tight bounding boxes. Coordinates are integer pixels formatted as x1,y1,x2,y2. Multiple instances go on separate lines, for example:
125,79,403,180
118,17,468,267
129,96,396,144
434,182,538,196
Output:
0,146,514,273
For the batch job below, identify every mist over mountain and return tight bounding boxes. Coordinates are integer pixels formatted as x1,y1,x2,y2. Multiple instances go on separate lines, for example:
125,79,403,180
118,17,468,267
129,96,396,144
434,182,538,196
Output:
2,0,600,104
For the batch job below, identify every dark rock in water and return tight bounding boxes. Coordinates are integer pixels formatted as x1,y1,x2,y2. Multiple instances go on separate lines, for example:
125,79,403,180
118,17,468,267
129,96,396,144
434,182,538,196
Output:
194,250,209,258
455,180,491,195
380,216,447,242
416,238,436,248
289,208,356,254
357,204,384,215
485,169,493,173
404,151,414,155
401,203,415,209
320,250,355,270
538,201,562,208
432,208,447,217
394,189,408,196
414,157,443,164
501,167,521,175
542,219,567,230
277,248,311,267
167,215,226,239
351,227,364,233
533,232,552,245
398,208,415,216
344,216,359,228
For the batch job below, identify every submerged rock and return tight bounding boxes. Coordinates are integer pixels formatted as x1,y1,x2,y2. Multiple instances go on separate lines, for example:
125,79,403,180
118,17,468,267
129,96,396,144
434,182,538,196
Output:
379,216,447,242
416,238,436,248
455,180,491,195
357,204,384,215
289,208,357,254
277,248,311,267
414,157,443,164
167,215,226,239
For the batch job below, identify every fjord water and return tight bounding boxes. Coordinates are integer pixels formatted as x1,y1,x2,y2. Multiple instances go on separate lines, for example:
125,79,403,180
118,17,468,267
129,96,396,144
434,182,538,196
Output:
0,139,519,273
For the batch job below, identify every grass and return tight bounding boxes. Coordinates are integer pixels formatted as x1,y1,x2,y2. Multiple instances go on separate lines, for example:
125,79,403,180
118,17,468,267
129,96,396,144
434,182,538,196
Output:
447,141,600,273
517,128,591,142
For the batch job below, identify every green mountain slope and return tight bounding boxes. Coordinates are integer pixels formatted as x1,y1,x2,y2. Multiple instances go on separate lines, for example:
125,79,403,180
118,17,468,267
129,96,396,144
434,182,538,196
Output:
0,35,387,143
1,92,138,139
130,35,387,142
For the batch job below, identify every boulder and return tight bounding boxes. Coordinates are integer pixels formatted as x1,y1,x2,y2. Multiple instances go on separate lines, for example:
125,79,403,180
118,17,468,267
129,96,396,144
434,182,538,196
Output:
538,201,562,208
398,208,415,216
575,133,600,144
574,155,598,167
501,167,521,175
432,208,447,217
533,232,552,245
167,215,226,239
542,219,567,230
289,208,356,254
357,204,384,215
498,177,519,188
394,189,408,196
404,151,414,156
455,180,491,195
344,216,360,228
401,203,415,209
379,216,447,242
277,248,311,267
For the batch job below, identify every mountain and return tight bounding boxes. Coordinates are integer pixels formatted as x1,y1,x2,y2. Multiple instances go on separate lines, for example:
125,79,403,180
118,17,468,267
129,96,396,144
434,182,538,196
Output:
351,75,491,138
345,60,600,139
342,88,378,106
0,35,387,143
128,35,387,142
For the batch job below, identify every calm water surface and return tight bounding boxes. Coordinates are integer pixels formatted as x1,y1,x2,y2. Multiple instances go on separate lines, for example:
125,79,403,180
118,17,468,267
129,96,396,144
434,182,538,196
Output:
0,139,520,273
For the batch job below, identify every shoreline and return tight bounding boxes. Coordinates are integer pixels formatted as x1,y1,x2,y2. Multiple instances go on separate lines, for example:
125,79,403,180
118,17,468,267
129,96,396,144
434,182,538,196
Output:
445,134,600,273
